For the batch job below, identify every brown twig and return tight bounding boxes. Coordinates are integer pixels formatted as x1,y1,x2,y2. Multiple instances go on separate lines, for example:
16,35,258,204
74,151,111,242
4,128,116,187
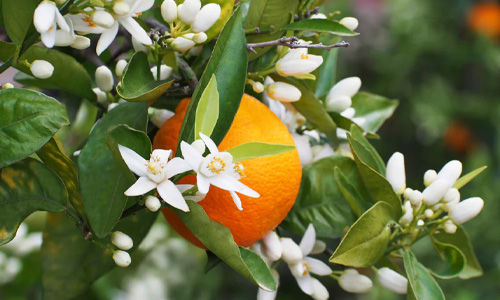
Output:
246,36,349,54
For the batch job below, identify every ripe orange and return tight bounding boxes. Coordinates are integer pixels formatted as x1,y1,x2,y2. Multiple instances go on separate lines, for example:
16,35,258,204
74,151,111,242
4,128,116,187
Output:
153,94,302,248
467,2,500,38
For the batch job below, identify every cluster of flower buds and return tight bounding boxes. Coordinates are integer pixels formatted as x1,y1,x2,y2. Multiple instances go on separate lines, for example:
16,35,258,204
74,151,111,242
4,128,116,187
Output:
160,0,221,52
111,231,134,267
385,152,484,234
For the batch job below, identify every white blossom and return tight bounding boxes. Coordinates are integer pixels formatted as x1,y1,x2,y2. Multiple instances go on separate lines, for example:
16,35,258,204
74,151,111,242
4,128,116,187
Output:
171,36,196,52
449,197,484,224
422,179,449,205
33,1,70,48
386,152,406,195
326,77,361,113
339,269,373,293
113,250,132,267
423,169,437,186
275,48,323,77
115,59,128,77
191,3,221,32
265,82,302,102
339,17,359,31
145,195,162,212
178,0,201,24
161,0,177,23
193,32,208,44
30,60,54,79
261,231,282,261
436,160,462,188
111,231,134,250
377,267,408,294
95,66,114,92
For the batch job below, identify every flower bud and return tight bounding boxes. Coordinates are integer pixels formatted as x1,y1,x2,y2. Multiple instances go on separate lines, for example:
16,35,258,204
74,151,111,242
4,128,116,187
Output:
112,250,131,267
266,82,302,102
339,17,359,31
377,268,408,294
409,190,423,206
422,179,449,205
339,269,373,293
424,209,434,218
55,30,76,46
113,1,130,15
150,64,173,80
436,160,462,187
191,139,206,154
30,60,54,79
93,88,107,105
385,152,406,195
171,36,196,52
310,240,327,254
444,220,457,234
161,0,177,23
252,81,264,93
71,36,91,50
449,197,484,224
192,3,221,32
444,188,460,203
145,195,162,212
261,231,282,261
311,277,329,300
280,238,302,265
292,133,313,166
2,83,14,89
326,95,352,113
276,49,324,77
92,11,115,28
399,202,413,226
193,32,208,44
34,1,56,33
310,13,327,19
111,231,133,250
178,0,201,24
327,77,362,99
417,219,425,226
423,169,437,186
150,108,174,128
403,188,413,199
115,59,127,77
95,65,114,92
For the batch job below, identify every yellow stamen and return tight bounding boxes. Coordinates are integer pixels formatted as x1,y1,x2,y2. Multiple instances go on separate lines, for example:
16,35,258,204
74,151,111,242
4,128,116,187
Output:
207,157,226,174
83,15,97,27
302,261,311,276
233,163,245,177
300,53,309,60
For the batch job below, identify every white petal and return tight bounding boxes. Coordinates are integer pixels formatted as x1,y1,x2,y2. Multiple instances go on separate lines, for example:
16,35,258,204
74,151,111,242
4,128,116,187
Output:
165,157,192,178
199,132,219,154
310,278,329,300
196,173,211,194
304,257,332,276
299,224,316,256
34,2,56,33
120,17,152,45
295,274,314,295
151,148,172,163
118,145,148,177
157,180,189,212
41,26,57,48
55,10,70,32
327,77,362,99
180,141,203,169
257,288,278,300
210,174,259,198
124,177,157,196
385,152,406,195
229,191,243,210
280,238,303,265
70,14,106,34
131,0,154,13
96,22,119,55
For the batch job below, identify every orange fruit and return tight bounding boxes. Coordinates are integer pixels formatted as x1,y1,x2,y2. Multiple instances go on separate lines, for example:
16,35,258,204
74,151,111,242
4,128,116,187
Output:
153,94,302,248
467,2,500,38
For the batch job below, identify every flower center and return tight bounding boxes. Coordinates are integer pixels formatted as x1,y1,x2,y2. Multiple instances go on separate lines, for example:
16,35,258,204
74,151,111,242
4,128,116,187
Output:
300,53,309,60
207,157,226,174
200,152,233,177
233,163,244,178
301,261,311,276
83,15,97,27
146,154,167,183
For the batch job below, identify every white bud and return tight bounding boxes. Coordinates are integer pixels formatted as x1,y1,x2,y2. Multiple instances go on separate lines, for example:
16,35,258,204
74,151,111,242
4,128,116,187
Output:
93,87,107,105
150,64,173,80
112,250,131,267
436,160,462,188
171,36,196,52
261,231,282,261
339,17,359,31
339,269,373,293
310,240,327,255
249,81,264,93
95,65,114,92
71,35,91,50
326,95,352,113
292,133,313,166
449,197,484,224
115,59,127,77
2,83,14,89
192,3,221,32
178,0,201,24
150,108,174,128
188,46,203,56
422,179,449,205
403,188,413,199
399,208,413,226
145,195,162,212
310,13,327,19
113,1,130,15
409,190,423,206
327,76,362,100
265,82,301,102
30,60,54,79
92,11,115,28
34,1,57,33
444,188,460,203
280,238,302,265
424,209,434,218
161,0,177,23
417,219,425,226
444,220,457,234
55,29,76,46
423,169,438,186
111,231,133,250
257,270,279,300
275,49,323,77
311,277,329,300
193,32,208,44
385,152,406,195
377,268,408,294
191,139,206,154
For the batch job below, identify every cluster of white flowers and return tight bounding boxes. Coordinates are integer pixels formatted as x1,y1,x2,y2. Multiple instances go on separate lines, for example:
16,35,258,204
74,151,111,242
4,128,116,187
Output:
386,152,484,234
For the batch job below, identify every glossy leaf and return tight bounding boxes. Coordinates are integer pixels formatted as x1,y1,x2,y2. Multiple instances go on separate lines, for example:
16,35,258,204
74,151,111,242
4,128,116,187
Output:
403,250,445,300
429,237,466,279
0,158,68,245
334,167,370,217
195,74,219,139
0,88,69,169
202,0,235,42
116,51,174,102
350,125,386,173
453,166,487,190
177,8,247,149
173,201,277,291
330,202,394,267
2,0,37,45
227,142,295,162
282,19,359,36
282,156,364,238
78,102,148,238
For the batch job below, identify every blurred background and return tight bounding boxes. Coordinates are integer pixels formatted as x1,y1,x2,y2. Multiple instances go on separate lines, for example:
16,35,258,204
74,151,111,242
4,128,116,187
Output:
1,0,500,299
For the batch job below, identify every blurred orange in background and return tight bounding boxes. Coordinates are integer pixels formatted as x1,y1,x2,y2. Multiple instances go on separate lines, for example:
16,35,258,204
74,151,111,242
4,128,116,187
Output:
467,2,500,38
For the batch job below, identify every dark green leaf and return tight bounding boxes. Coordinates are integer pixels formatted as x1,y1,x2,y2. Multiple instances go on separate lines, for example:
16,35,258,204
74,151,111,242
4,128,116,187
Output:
79,102,148,238
403,250,445,300
282,19,359,36
173,201,277,291
0,88,69,169
227,142,295,162
177,8,247,148
314,36,341,99
116,51,174,102
0,158,68,245
0,40,16,60
429,237,466,279
349,125,386,174
330,202,394,267
2,0,37,45
453,166,487,190
334,167,370,217
195,74,219,139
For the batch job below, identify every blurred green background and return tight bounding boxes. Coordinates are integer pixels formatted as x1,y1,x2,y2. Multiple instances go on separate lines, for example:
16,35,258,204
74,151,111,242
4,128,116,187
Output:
2,0,500,299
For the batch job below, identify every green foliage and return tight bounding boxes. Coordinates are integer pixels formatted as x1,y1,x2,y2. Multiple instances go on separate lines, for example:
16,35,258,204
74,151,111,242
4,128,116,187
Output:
195,74,219,139
1,0,37,46
282,19,359,36
334,167,370,217
116,51,174,102
0,88,69,169
0,158,68,245
403,250,445,300
429,237,465,279
453,166,487,190
314,36,340,99
227,142,295,162
202,0,235,42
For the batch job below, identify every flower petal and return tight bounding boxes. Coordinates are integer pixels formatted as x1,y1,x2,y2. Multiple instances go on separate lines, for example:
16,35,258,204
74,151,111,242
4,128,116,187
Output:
119,17,152,45
41,25,57,48
180,141,203,169
210,174,259,198
118,145,148,177
299,224,315,255
229,191,243,210
151,148,172,162
295,274,314,295
199,132,219,154
157,180,189,212
96,22,119,55
165,157,192,178
304,257,332,276
196,174,210,194
70,14,106,34
55,9,70,32
34,2,56,33
130,0,154,13
124,176,156,196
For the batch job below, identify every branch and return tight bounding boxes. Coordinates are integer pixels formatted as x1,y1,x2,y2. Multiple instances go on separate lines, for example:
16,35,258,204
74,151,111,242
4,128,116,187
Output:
246,36,349,54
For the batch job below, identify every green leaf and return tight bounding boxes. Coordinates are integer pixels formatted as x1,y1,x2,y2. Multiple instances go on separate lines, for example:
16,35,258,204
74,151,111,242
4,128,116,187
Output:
173,201,277,291
0,158,68,245
282,156,363,238
429,237,466,279
453,166,487,190
0,40,16,60
350,125,386,174
116,51,174,102
330,202,394,267
195,74,219,139
177,8,247,148
0,88,69,169
2,0,37,46
227,142,295,162
78,102,148,238
431,226,482,279
42,209,157,300
314,36,341,99
282,19,359,36
334,167,369,217
403,250,445,300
